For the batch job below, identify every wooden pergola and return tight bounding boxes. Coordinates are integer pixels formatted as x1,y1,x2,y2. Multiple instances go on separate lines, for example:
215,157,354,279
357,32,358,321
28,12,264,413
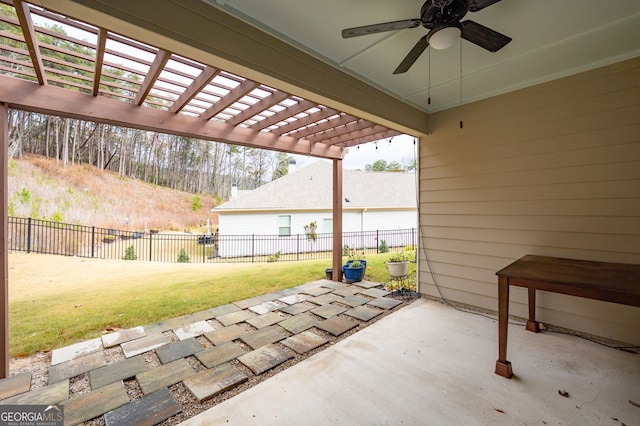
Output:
0,0,429,378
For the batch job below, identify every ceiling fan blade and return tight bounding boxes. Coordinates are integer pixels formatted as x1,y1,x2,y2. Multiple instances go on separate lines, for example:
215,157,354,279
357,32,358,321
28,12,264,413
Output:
342,19,421,38
393,35,429,75
461,20,511,52
468,0,503,12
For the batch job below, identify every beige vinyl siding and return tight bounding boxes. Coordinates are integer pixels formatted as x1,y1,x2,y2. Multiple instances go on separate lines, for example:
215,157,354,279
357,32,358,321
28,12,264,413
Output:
418,57,640,345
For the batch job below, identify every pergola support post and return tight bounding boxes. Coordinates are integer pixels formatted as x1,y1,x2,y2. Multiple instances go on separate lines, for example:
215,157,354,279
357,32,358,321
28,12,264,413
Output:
1,102,9,379
332,159,343,282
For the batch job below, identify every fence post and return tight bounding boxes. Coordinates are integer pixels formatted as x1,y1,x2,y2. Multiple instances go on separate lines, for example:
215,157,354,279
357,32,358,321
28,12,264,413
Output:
149,232,153,262
91,226,95,258
26,217,32,253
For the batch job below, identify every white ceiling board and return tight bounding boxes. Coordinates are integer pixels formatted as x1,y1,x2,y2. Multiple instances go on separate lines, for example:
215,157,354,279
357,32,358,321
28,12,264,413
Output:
206,0,640,113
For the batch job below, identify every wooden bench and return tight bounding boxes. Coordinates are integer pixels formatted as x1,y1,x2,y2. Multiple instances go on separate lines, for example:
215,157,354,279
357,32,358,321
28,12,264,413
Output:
494,255,640,378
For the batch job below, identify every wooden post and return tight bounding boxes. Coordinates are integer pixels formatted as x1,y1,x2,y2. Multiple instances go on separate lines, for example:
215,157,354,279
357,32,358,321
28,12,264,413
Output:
1,103,9,378
332,159,343,282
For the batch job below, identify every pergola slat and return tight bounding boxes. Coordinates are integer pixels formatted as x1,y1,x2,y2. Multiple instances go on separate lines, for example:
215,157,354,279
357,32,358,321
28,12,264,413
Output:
135,49,170,106
12,0,46,84
201,79,258,120
169,66,219,114
92,28,107,96
226,90,289,126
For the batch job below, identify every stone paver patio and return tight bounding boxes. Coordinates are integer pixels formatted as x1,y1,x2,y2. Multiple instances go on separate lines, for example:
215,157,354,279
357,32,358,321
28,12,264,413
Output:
0,278,412,425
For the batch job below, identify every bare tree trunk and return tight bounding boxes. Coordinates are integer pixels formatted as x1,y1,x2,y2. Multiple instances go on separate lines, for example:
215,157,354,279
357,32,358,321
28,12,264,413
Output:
62,117,70,167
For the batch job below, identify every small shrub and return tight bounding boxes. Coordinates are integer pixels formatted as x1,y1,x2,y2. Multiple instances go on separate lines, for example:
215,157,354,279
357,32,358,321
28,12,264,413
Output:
50,211,64,222
379,240,389,253
123,245,137,260
342,244,350,256
18,188,31,204
7,200,16,216
267,251,281,263
177,248,190,263
304,221,317,242
191,194,202,211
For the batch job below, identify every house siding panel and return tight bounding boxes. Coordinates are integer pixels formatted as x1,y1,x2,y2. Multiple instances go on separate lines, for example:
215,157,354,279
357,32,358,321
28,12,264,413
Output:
419,57,640,345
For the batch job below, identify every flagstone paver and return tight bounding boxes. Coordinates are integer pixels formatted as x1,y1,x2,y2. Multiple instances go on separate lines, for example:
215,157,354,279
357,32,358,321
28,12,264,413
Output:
306,293,344,306
256,291,283,302
104,387,181,426
359,287,390,298
208,303,241,318
155,337,204,364
233,296,265,309
90,355,148,390
340,294,371,308
301,286,333,297
320,281,351,291
240,325,288,349
281,331,328,354
344,305,384,322
275,287,303,297
248,301,281,315
195,342,247,369
51,337,103,365
183,363,248,402
102,326,147,348
137,358,197,395
310,304,347,319
246,312,284,329
237,344,293,375
49,351,107,384
316,316,359,336
216,310,253,326
62,380,129,426
367,297,402,310
204,324,248,345
295,280,326,291
121,333,171,358
173,321,215,340
0,372,31,400
278,312,319,334
144,317,190,334
0,379,69,405
278,302,314,316
178,310,215,324
278,294,308,305
352,280,381,289
332,286,361,297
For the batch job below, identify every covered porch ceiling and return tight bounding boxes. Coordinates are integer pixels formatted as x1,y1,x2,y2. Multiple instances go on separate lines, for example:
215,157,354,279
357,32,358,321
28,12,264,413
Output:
0,0,426,161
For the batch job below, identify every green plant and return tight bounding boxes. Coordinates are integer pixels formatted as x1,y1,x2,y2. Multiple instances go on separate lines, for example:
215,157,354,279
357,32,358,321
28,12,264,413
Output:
7,200,16,216
304,221,318,242
347,249,366,263
123,245,137,260
379,239,389,253
17,188,31,204
50,211,64,222
177,248,190,263
191,194,202,211
342,244,350,256
267,251,281,263
348,260,362,268
388,251,411,262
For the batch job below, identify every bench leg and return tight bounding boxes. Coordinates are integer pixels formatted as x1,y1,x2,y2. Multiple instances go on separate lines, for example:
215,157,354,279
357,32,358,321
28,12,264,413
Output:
525,287,541,333
495,276,513,378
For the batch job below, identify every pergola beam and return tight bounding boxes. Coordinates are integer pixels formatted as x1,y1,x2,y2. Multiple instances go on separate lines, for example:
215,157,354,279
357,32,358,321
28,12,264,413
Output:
169,66,219,114
0,75,345,159
135,49,170,105
12,0,46,85
92,27,107,96
201,79,257,120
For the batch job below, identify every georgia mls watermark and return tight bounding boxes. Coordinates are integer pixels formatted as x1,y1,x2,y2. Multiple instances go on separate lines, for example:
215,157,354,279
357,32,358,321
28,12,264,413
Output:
0,405,63,426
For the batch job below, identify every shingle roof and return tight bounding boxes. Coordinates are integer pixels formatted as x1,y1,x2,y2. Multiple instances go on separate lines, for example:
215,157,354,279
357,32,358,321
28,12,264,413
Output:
214,161,416,212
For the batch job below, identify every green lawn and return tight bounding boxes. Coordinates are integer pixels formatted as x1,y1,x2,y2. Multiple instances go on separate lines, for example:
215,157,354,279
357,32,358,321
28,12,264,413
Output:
9,253,413,356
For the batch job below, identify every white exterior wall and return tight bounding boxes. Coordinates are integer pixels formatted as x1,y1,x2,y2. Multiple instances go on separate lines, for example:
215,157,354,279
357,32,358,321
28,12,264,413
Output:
217,209,417,257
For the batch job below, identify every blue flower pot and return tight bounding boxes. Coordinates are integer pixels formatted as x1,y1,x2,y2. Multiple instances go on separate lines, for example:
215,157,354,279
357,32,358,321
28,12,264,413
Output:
342,264,365,283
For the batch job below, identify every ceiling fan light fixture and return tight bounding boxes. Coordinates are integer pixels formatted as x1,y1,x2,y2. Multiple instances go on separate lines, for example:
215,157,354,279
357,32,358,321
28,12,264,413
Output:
428,26,461,50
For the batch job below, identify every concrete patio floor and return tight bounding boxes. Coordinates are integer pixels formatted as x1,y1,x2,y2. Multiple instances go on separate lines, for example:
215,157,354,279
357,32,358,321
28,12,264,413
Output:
181,298,640,426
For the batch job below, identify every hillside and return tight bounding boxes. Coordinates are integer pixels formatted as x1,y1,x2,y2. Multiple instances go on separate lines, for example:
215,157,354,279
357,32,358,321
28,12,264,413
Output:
7,154,219,232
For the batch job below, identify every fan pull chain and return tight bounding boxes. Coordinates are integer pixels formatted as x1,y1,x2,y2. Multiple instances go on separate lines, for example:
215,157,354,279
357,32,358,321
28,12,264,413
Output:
459,39,464,129
427,48,431,105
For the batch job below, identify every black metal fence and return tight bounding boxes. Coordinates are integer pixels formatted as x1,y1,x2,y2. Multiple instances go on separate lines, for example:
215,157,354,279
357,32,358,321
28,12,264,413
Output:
7,217,417,263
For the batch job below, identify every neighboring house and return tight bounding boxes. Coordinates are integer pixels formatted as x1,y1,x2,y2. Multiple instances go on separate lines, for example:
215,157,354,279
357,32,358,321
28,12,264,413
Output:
212,161,417,257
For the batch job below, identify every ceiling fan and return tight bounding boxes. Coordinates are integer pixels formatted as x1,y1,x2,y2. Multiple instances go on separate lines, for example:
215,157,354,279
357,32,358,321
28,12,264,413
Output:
342,0,512,74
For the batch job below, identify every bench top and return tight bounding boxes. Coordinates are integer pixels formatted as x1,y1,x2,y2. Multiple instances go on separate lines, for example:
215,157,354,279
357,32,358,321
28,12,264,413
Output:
496,255,640,307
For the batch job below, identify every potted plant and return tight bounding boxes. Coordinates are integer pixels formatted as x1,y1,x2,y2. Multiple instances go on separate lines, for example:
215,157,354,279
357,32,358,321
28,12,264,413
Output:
386,251,411,277
342,259,365,283
103,234,116,244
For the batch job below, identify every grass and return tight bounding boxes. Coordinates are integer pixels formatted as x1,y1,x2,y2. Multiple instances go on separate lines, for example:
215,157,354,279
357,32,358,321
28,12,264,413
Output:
8,252,413,357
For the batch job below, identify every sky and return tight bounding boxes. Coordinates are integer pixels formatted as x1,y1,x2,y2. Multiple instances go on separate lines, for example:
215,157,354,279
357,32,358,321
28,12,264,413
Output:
293,134,418,171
